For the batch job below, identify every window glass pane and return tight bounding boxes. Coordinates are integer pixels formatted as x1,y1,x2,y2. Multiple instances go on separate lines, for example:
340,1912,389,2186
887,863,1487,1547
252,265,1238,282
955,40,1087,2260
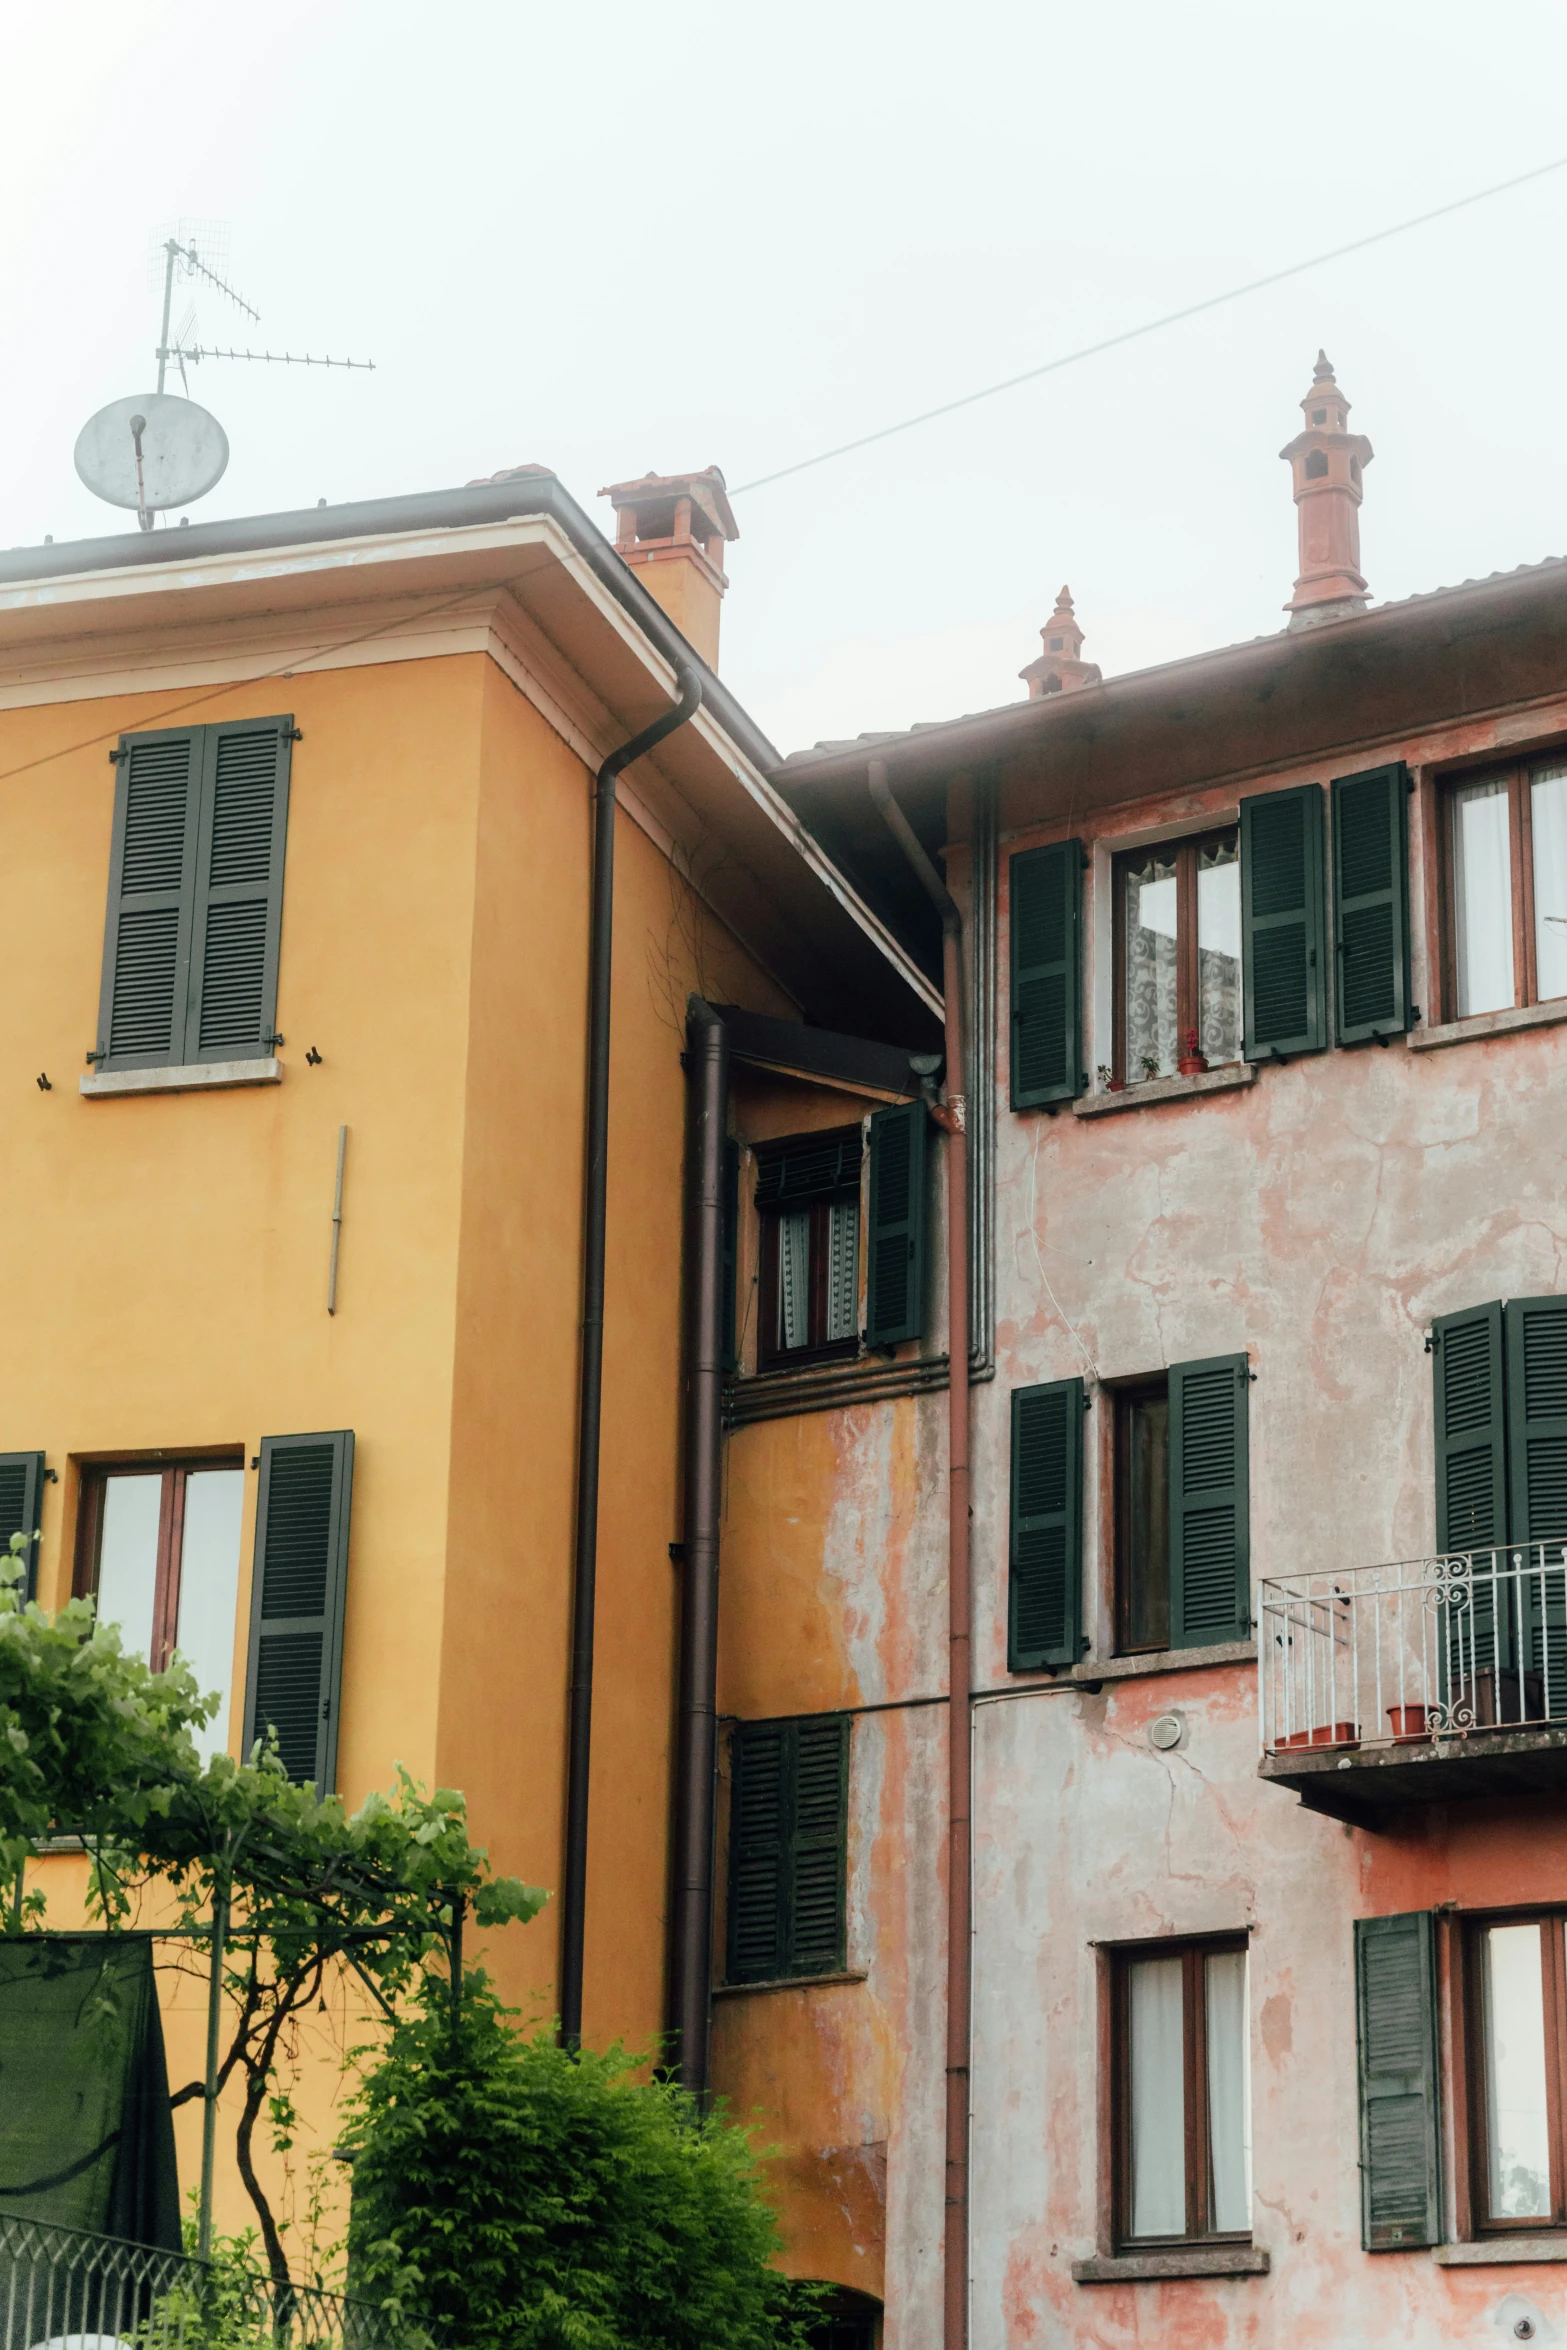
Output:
1129,1955,1186,2236
779,1210,811,1351
1123,1391,1170,1650
1125,858,1179,1079
1452,781,1515,1017
1483,1923,1551,2219
175,1469,245,1762
825,1201,859,1343
1532,763,1567,1003
1205,1950,1251,2233
1196,840,1241,1066
95,1474,163,1664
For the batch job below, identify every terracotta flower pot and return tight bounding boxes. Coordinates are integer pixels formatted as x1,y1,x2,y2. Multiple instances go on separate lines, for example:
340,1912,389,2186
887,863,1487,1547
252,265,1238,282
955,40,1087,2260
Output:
1177,1054,1209,1077
1278,1721,1360,1751
1386,1703,1432,1743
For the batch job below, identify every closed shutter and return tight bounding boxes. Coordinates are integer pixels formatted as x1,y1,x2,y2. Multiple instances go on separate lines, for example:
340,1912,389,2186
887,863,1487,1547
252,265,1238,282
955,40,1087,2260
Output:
1354,1911,1442,2250
1433,1304,1507,1553
1010,841,1083,1108
241,1431,353,1792
727,1715,849,1983
0,1452,45,1605
1169,1355,1250,1646
1239,784,1327,1059
1505,1296,1567,1712
96,729,202,1069
720,1138,740,1375
1332,764,1412,1045
867,1102,928,1348
1008,1379,1083,1670
96,718,294,1071
753,1127,861,1207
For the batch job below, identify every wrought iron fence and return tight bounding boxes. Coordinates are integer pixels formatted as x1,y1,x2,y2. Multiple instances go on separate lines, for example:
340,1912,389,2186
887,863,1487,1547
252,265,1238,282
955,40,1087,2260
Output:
1258,1541,1567,1757
0,2214,394,2350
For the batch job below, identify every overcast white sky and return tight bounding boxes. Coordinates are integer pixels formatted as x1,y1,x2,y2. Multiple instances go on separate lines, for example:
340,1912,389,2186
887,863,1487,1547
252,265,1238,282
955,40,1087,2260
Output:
4,1,1566,756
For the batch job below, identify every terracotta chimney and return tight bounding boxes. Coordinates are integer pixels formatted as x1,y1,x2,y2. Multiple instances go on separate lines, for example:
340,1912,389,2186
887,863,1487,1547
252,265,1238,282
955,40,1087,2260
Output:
1019,586,1102,697
1279,352,1374,627
598,467,738,669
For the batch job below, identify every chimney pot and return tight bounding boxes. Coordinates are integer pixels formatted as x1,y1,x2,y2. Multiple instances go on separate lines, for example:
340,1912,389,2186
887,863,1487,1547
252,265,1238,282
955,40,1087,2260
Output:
1279,354,1374,628
598,466,738,669
1019,584,1102,698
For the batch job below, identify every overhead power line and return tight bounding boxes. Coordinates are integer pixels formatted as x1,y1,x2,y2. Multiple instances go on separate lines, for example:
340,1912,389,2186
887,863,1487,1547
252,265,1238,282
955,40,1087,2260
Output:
731,154,1567,496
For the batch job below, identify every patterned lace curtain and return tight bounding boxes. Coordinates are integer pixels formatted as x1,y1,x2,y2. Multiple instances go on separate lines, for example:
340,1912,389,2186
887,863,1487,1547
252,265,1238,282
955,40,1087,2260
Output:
1125,858,1178,1077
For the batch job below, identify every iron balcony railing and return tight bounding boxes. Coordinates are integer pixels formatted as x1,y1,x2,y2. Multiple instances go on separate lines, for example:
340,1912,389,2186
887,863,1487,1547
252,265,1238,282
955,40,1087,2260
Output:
1258,1541,1567,1758
0,2213,394,2350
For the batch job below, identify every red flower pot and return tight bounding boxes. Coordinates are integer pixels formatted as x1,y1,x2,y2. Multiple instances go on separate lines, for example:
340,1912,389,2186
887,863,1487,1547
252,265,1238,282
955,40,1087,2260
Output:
1386,1704,1432,1743
1278,1721,1360,1751
1177,1054,1209,1077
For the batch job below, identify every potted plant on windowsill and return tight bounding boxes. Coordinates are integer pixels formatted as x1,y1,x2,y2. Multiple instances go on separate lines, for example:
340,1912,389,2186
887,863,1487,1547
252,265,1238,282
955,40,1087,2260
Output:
1096,1064,1124,1094
1177,1027,1209,1078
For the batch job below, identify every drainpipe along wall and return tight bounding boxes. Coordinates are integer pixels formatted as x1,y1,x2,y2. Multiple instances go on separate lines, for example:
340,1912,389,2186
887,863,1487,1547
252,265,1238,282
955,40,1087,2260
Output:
559,660,704,2053
668,996,729,2093
867,759,972,2350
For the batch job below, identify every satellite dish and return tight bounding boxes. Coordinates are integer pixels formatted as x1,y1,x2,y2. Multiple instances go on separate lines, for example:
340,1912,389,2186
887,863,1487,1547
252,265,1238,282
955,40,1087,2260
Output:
73,393,229,519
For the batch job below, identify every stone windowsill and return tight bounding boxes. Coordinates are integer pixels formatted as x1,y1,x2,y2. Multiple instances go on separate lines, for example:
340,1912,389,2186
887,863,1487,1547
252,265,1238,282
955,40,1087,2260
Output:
1073,1064,1256,1118
1072,1640,1257,1686
80,1058,282,1097
1408,997,1567,1052
1432,2236,1567,2265
1073,2246,1270,2283
712,1970,867,1999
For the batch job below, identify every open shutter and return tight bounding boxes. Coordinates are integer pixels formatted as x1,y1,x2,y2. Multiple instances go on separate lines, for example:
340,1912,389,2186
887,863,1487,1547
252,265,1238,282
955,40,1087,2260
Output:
867,1102,928,1348
1240,784,1327,1060
1008,1379,1083,1670
0,1453,45,1605
1433,1304,1507,1553
1169,1355,1250,1646
727,1719,787,1983
1332,763,1412,1044
1009,841,1082,1108
1355,1912,1442,2250
96,728,202,1070
185,718,293,1063
242,1431,353,1792
720,1138,740,1375
1505,1296,1567,1713
787,1715,849,1977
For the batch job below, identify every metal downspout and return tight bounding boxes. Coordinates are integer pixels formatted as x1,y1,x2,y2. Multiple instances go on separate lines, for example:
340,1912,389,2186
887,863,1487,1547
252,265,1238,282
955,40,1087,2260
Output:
669,996,729,2094
559,658,704,2053
868,759,972,2350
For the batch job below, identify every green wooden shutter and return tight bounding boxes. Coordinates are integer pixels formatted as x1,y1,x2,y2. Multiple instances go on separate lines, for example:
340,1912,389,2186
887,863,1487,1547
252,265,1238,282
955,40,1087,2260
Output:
242,1431,353,1792
867,1102,928,1348
1008,1379,1083,1670
0,1452,45,1606
1354,1911,1442,2250
1505,1296,1567,1712
184,718,293,1063
787,1714,849,1977
1332,763,1412,1044
720,1138,740,1375
96,728,203,1069
1433,1304,1507,1553
727,1719,788,1984
1010,841,1083,1108
1240,784,1327,1059
1169,1355,1250,1646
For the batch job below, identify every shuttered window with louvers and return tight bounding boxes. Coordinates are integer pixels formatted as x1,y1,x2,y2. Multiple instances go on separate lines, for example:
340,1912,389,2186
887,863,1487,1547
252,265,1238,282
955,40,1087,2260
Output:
1009,1378,1083,1670
1354,1911,1443,2249
96,718,293,1071
1169,1356,1250,1646
1239,784,1327,1059
1505,1296,1567,1712
1332,764,1413,1044
1433,1304,1507,1555
726,1714,849,1984
0,1452,45,1605
753,1128,861,1208
866,1102,927,1348
241,1431,353,1792
1010,840,1083,1107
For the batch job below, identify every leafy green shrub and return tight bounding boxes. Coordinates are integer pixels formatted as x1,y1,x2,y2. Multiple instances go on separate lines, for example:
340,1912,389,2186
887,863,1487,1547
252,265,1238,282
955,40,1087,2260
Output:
345,1977,810,2350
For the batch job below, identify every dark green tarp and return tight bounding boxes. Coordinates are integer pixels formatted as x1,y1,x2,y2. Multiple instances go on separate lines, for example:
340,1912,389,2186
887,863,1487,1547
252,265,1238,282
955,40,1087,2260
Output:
0,1935,180,2248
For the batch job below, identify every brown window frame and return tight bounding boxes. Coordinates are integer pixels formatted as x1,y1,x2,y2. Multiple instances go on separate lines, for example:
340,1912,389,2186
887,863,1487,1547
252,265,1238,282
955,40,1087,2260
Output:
1458,1908,1567,2236
1107,1933,1252,2252
73,1453,245,1671
1112,1376,1171,1656
1111,826,1240,1084
755,1128,864,1373
1438,759,1567,1020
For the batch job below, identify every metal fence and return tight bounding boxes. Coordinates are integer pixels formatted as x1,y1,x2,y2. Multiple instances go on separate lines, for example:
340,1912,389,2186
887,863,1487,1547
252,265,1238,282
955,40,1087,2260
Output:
1258,1541,1567,1756
0,2214,394,2350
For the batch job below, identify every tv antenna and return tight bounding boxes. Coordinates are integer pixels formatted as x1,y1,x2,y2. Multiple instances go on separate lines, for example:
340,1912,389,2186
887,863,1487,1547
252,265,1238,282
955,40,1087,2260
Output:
73,228,376,531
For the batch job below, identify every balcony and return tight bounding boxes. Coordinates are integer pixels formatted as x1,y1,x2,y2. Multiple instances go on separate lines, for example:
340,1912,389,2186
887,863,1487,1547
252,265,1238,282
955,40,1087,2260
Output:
1258,1544,1567,1826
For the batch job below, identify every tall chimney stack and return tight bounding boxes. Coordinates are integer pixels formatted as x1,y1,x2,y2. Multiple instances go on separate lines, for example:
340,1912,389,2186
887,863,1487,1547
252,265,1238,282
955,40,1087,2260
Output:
1279,352,1373,627
599,467,738,669
1019,585,1102,697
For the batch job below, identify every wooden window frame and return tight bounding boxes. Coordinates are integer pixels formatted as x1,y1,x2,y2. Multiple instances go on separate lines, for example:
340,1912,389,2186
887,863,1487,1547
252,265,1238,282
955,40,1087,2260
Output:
1112,1376,1171,1656
755,1129,864,1372
1111,826,1239,1083
1436,758,1567,1020
1108,1933,1251,2252
73,1453,245,1670
1458,1908,1567,2235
